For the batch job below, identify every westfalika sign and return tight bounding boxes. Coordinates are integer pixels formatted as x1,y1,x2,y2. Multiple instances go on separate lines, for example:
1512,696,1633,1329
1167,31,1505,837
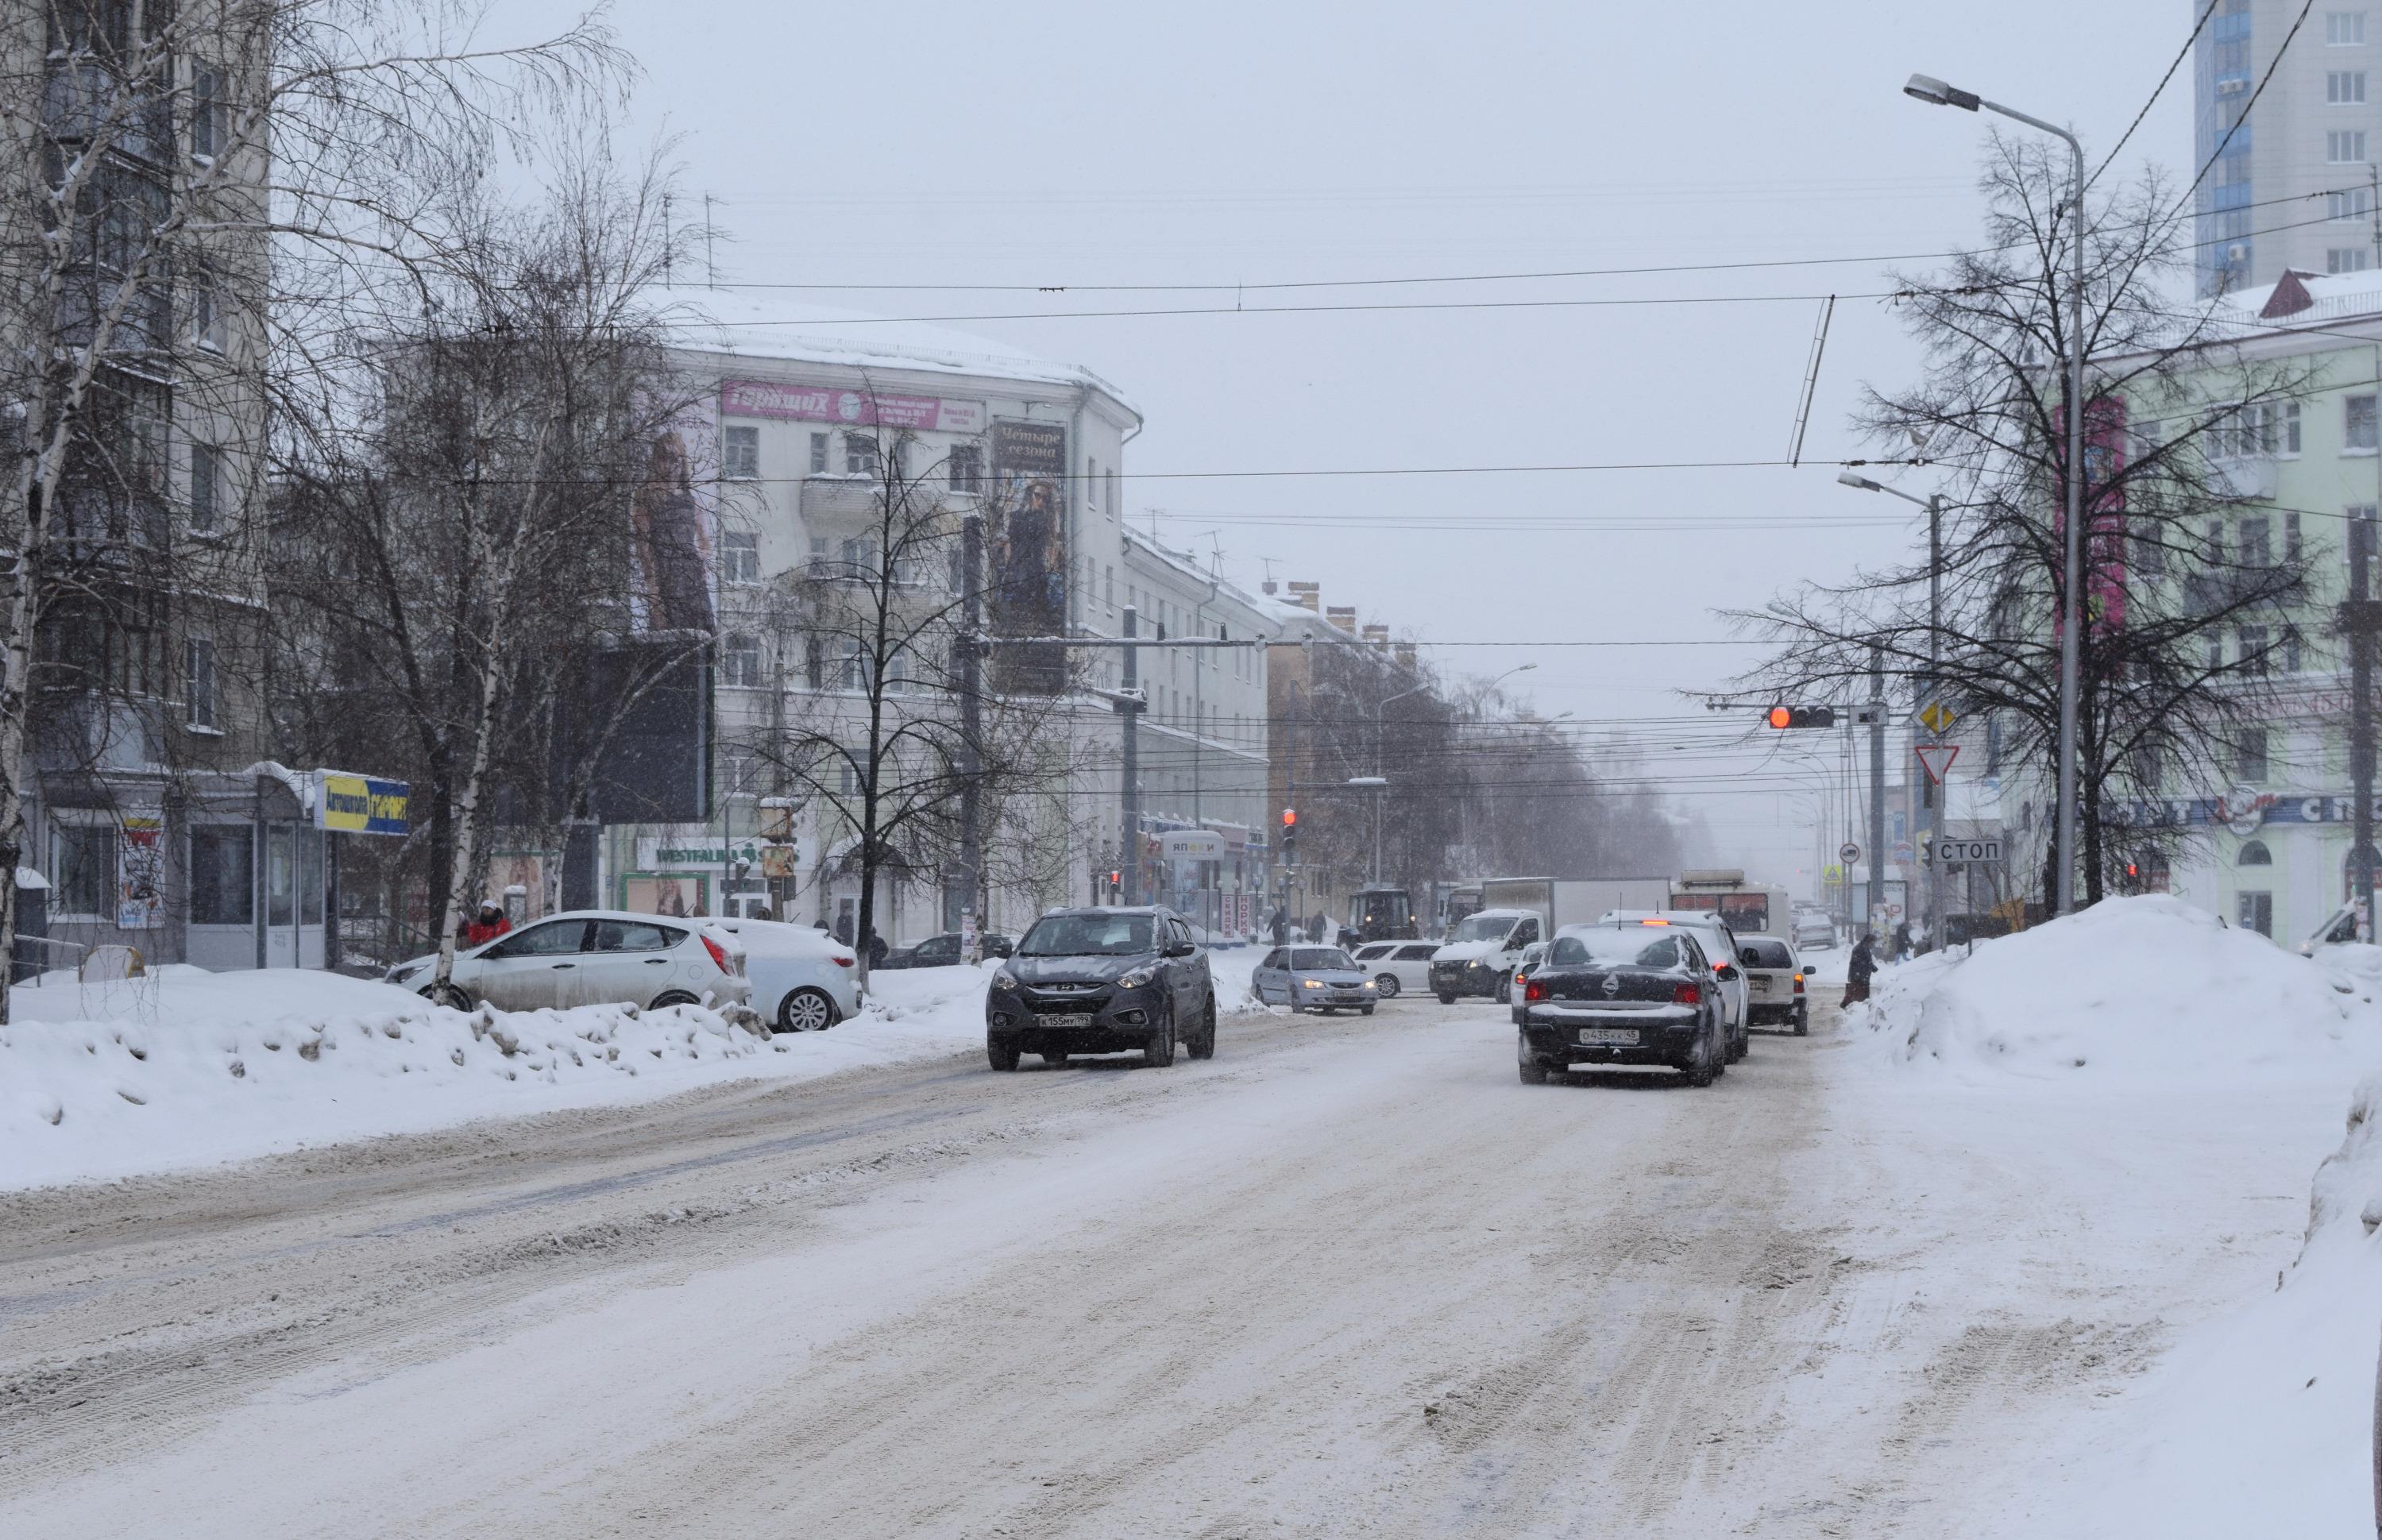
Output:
314,770,410,836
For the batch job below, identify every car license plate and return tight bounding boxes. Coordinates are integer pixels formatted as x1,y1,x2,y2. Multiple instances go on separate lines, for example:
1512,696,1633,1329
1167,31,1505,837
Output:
1577,1028,1639,1046
1044,1013,1094,1031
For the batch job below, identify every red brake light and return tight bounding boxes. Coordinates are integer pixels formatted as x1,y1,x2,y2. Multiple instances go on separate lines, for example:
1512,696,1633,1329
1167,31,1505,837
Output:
701,935,731,973
1524,977,1547,1002
1639,918,1670,926
1673,982,1703,1005
1793,974,1806,994
832,955,855,969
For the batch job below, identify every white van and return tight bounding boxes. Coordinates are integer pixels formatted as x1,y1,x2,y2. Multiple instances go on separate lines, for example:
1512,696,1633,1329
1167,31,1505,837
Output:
1428,908,1544,1002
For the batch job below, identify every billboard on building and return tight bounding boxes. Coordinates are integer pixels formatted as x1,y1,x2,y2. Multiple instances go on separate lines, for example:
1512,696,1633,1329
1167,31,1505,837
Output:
315,772,409,836
988,418,1068,693
720,380,985,434
630,415,716,637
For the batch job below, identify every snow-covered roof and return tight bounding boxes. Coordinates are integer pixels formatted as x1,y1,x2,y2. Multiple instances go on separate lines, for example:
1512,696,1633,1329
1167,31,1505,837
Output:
650,287,1139,418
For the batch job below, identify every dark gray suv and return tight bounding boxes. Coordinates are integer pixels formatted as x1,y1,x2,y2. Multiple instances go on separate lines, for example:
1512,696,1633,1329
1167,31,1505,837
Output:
986,906,1217,1070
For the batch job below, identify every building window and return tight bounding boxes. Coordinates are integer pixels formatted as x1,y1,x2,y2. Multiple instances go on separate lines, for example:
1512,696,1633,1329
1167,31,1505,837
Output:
2351,394,2380,450
2286,623,2306,672
2330,247,2373,273
2333,12,2369,44
2332,129,2370,163
724,748,759,797
2284,511,2303,564
723,425,759,480
838,761,858,797
2238,623,2269,674
189,60,226,159
2237,890,2274,936
722,531,759,585
189,825,253,925
185,635,218,728
722,632,761,688
187,441,220,534
886,649,911,695
189,280,227,352
2206,634,2225,670
2332,188,2374,221
844,434,878,475
2237,728,2269,782
1104,565,1115,612
1108,467,1122,519
2132,740,2160,792
2133,519,2168,577
803,633,825,690
2332,70,2369,102
2239,514,2271,568
1086,457,1100,512
840,637,863,691
53,822,112,918
809,432,828,473
949,444,982,493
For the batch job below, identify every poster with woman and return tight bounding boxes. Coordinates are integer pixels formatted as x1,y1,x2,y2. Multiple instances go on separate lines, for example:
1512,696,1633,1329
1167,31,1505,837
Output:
988,419,1068,693
631,426,716,636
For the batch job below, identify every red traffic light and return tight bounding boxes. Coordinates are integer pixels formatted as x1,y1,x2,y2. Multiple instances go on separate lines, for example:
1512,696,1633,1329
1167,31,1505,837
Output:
1281,808,1297,827
1766,704,1836,730
1767,706,1792,730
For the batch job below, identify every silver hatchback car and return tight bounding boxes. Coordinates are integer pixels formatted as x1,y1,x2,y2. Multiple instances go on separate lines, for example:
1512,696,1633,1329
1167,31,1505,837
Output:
386,909,753,1013
1252,944,1378,1015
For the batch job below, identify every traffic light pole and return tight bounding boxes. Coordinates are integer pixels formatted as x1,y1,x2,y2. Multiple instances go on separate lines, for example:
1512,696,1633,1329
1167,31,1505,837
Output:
2351,511,2376,938
1120,604,1141,905
954,511,983,942
1869,643,1888,934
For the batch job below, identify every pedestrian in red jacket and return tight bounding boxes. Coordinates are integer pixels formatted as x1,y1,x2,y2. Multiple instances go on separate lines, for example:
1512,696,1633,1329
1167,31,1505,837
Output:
461,900,512,949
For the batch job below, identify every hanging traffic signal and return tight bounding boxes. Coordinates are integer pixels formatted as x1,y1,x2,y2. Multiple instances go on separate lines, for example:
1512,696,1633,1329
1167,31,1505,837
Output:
1765,704,1836,730
1107,870,1122,897
1281,807,1298,858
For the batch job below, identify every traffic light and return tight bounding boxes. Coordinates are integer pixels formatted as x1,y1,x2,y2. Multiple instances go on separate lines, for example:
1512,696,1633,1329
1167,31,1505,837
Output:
1765,704,1837,730
1107,870,1122,899
1281,807,1298,859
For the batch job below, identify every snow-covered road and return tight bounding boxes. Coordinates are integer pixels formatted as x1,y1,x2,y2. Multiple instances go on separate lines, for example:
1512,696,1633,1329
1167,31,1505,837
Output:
0,985,2348,1537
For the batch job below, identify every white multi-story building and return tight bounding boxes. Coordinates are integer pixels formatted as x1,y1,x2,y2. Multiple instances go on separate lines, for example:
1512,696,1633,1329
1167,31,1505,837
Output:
599,297,1274,944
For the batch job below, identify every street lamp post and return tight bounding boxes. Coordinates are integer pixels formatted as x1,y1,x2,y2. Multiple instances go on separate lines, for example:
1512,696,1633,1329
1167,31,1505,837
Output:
1840,470,1945,946
1904,71,2086,917
1347,777,1389,887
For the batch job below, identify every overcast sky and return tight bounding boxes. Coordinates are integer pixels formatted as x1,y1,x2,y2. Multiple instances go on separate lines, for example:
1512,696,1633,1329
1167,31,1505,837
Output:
512,0,2197,892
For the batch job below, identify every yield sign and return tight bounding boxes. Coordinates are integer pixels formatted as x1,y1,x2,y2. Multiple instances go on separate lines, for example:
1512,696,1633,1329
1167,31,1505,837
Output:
1918,700,1955,735
1915,743,1960,785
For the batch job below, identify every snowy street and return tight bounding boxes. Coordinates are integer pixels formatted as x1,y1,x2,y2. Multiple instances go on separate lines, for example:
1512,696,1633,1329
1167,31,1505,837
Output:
3,957,2357,1538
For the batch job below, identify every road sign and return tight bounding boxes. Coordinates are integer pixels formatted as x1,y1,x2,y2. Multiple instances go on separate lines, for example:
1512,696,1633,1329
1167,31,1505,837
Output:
1840,841,1861,863
1915,743,1960,785
1919,700,1955,735
1932,836,2004,865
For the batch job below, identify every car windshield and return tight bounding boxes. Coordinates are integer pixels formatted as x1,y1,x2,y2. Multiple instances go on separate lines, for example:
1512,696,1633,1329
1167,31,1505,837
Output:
1446,913,1511,944
1018,914,1154,957
1293,948,1355,971
1551,931,1684,969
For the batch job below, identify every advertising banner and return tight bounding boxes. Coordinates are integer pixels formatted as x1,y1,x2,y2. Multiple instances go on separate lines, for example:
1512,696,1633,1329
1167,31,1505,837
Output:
988,419,1069,693
630,410,717,637
720,380,985,434
116,809,163,930
315,771,410,836
2057,394,2128,641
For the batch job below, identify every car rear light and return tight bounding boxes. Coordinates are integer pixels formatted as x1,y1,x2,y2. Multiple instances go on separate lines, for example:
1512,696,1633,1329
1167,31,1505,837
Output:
1524,977,1547,1002
701,935,732,974
1672,982,1702,1005
832,955,855,969
1793,975,1806,994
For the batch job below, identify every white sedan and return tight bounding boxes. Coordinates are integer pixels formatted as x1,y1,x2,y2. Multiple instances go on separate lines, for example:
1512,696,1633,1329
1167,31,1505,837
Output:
1348,940,1441,999
709,917,861,1032
384,909,752,1013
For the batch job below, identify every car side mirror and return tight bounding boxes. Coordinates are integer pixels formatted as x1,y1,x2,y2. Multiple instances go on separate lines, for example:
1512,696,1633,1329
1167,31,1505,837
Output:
1719,965,1740,981
1166,940,1195,958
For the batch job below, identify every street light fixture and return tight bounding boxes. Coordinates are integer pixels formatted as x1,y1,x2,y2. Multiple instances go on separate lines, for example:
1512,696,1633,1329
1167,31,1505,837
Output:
1902,71,2086,917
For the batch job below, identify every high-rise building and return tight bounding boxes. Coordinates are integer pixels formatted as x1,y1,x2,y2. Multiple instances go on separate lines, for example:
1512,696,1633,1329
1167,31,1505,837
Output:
2197,1,2382,295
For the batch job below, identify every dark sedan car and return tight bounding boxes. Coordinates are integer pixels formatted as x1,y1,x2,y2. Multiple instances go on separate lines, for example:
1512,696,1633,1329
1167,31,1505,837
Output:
1516,925,1726,1087
879,931,1015,970
985,907,1216,1070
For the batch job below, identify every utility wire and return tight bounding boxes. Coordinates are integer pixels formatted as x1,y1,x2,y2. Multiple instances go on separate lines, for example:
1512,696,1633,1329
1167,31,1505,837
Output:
2088,0,2222,194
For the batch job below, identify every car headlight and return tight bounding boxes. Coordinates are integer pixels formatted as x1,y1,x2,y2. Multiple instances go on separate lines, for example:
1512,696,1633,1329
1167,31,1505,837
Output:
990,969,1020,992
1301,978,1323,989
1362,981,1377,992
1115,966,1156,989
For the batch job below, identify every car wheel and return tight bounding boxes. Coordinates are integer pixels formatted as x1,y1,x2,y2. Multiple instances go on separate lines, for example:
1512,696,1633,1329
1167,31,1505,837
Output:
418,982,471,1012
987,1037,1021,1072
1360,1003,1376,1017
650,990,701,1011
1188,998,1217,1060
776,987,837,1033
1793,1007,1809,1037
1373,974,1401,998
1142,1002,1177,1067
1684,1025,1718,1088
1519,1057,1549,1086
1494,970,1514,999
1436,990,1457,1005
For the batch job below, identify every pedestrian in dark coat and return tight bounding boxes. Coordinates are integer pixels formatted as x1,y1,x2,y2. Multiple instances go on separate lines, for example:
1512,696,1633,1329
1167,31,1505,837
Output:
1269,906,1290,947
1844,932,1877,1005
867,928,889,970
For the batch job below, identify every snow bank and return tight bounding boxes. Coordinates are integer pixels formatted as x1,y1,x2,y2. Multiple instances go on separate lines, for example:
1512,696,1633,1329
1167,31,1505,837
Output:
0,963,990,1191
1855,896,2373,1084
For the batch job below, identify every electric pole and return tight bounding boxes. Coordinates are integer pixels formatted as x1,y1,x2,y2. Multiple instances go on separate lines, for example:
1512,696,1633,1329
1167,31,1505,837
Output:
1119,604,1142,905
953,511,983,944
2352,508,2376,937
1869,642,1888,932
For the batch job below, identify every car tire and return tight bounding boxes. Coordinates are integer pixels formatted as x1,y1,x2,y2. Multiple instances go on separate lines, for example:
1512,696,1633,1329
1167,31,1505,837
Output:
1142,1003,1177,1067
1519,1057,1549,1086
987,1037,1021,1072
1436,990,1457,1005
1374,974,1401,998
1360,1003,1376,1017
650,990,701,1011
1793,1007,1809,1037
776,987,837,1033
419,982,471,1012
1684,1025,1718,1088
1188,998,1217,1060
1494,970,1514,1000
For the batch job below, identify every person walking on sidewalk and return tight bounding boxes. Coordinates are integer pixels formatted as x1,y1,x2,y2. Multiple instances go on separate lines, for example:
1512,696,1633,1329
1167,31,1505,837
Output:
1844,931,1877,1005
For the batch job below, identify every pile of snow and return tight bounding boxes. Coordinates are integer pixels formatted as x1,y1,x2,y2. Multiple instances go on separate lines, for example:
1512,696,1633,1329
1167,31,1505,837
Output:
1855,896,2372,1083
0,963,991,1191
